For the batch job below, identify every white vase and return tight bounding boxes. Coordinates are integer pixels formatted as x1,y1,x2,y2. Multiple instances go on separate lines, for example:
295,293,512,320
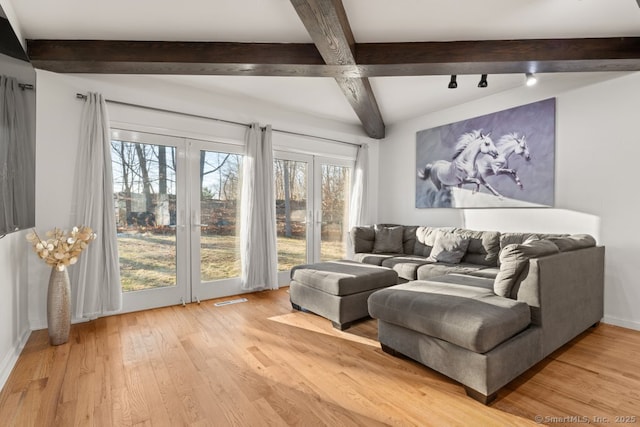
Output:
47,266,71,345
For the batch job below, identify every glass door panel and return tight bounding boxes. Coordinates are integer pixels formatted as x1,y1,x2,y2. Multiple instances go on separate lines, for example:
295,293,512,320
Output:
319,163,351,262
190,140,245,301
274,158,309,271
198,150,242,282
111,130,188,312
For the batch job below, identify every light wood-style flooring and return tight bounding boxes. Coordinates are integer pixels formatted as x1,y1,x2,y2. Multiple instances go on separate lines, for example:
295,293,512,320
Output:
1,288,639,426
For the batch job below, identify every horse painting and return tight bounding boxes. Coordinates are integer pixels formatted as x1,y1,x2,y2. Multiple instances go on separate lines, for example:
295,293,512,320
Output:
478,132,530,183
466,132,532,197
416,98,555,208
417,130,499,194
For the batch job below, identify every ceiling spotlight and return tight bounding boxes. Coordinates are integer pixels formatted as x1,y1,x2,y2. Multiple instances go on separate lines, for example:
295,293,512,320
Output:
526,72,538,86
478,74,488,88
448,75,458,89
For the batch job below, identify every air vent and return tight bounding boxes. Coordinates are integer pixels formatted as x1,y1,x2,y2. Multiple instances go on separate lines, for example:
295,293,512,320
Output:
214,298,248,307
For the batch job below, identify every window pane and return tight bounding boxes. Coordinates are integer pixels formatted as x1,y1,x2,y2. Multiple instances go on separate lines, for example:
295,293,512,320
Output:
200,151,242,281
274,159,308,271
321,164,351,262
111,141,177,292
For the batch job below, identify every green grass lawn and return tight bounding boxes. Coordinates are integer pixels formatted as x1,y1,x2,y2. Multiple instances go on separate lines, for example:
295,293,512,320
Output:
118,233,345,292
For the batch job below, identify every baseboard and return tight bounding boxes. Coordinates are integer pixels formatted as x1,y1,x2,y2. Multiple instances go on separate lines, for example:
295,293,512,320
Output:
603,315,640,331
29,315,91,332
0,328,31,392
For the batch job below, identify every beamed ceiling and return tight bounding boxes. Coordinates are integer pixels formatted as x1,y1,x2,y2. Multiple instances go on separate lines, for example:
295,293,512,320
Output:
9,0,640,138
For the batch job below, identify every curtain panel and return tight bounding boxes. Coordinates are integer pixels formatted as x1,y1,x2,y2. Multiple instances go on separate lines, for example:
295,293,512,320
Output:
70,92,122,318
347,144,369,258
240,124,278,291
0,76,33,232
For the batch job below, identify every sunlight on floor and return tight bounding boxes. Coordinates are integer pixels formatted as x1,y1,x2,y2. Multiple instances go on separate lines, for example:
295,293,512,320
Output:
268,313,380,348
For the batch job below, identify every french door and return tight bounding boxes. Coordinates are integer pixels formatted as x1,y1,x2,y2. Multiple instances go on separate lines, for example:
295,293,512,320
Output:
274,151,352,285
189,140,244,302
111,130,243,311
111,129,352,311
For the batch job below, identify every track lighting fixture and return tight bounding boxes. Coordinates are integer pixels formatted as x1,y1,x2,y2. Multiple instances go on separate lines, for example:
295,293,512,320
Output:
448,75,458,89
525,72,538,86
478,74,488,88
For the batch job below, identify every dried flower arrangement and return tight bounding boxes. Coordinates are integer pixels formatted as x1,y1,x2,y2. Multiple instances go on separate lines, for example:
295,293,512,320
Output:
27,226,97,271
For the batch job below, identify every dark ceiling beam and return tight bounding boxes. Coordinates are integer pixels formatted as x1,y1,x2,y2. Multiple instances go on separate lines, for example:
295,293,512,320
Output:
27,38,640,78
355,38,640,75
289,0,385,139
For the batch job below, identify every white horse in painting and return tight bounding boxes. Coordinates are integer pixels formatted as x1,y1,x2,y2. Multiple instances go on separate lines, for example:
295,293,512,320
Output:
418,130,499,193
473,132,531,197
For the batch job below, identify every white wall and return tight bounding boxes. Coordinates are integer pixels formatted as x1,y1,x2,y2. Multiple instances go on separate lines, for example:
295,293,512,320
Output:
30,70,379,329
0,230,31,391
379,72,640,330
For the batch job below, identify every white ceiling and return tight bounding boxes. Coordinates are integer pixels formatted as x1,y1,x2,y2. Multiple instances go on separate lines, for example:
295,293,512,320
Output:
6,0,640,128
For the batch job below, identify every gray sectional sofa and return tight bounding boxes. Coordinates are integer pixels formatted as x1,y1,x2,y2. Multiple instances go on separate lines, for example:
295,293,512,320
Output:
351,224,605,404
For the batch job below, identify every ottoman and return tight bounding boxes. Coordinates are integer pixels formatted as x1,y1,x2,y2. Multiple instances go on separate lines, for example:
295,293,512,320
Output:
290,260,398,330
368,276,536,403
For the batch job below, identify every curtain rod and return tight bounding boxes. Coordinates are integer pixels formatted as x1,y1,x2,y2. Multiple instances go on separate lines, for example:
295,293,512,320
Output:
76,93,362,148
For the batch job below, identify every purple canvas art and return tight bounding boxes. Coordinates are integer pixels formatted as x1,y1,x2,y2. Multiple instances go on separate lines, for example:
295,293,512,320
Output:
416,98,556,208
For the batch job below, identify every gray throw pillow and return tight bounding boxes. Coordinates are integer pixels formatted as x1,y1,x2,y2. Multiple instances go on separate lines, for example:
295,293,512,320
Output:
494,239,560,298
372,226,404,253
350,226,375,253
426,230,470,264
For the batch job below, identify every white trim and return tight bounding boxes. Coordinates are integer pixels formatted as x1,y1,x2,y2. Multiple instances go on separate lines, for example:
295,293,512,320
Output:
603,315,640,332
0,328,30,392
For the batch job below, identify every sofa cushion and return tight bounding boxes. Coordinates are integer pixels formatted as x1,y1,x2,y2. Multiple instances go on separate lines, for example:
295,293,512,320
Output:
499,232,539,250
353,253,396,266
426,273,495,291
455,229,501,267
291,260,398,296
373,225,404,254
417,262,485,280
368,280,531,353
402,226,418,254
427,230,470,264
380,256,431,281
494,239,560,298
413,226,454,257
351,226,374,253
547,234,596,252
466,267,500,280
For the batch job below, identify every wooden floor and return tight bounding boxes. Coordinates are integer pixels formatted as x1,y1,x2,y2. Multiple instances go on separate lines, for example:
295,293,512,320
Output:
1,288,639,427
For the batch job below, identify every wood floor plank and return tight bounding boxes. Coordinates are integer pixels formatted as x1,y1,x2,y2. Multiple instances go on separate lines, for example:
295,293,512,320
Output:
1,288,639,426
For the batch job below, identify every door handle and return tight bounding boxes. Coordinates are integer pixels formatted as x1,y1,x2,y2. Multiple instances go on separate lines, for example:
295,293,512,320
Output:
193,223,208,227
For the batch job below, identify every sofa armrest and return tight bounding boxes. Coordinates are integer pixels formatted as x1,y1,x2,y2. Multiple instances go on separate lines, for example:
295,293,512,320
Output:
514,246,604,357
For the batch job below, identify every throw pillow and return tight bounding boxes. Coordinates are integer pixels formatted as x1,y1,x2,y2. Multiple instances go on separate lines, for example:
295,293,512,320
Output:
494,239,560,298
426,230,470,264
372,226,404,254
350,226,375,253
497,233,539,266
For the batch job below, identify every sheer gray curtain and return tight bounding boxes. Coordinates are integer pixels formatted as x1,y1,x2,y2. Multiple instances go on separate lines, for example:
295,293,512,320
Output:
240,124,278,291
70,93,122,319
347,144,369,258
0,76,33,231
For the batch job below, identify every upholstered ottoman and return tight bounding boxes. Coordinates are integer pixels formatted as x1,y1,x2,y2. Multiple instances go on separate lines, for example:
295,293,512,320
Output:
290,260,398,330
368,275,536,403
